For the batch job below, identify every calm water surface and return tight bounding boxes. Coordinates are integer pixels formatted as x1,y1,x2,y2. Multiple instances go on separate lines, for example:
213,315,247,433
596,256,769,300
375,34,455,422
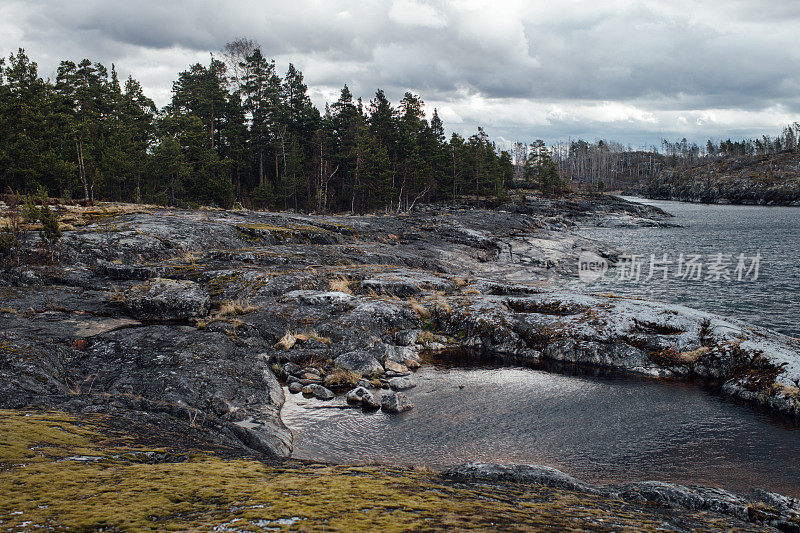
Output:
576,198,800,337
283,200,800,496
283,364,800,497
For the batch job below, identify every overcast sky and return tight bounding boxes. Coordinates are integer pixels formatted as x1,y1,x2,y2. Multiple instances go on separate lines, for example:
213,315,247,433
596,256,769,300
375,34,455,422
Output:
2,0,799,149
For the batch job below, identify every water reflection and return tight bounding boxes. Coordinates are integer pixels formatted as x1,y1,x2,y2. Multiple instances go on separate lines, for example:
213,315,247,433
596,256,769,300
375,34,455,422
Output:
282,363,800,497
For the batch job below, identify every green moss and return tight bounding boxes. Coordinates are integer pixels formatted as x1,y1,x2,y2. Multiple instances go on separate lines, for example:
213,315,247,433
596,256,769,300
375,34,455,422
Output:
0,409,759,532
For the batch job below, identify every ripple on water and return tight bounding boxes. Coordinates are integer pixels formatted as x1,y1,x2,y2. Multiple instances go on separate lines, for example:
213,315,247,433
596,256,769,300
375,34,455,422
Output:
282,365,800,497
575,198,800,337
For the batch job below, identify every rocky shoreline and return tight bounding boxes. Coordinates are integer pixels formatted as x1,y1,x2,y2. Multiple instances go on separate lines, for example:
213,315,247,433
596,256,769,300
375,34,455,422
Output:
635,152,800,206
2,192,800,530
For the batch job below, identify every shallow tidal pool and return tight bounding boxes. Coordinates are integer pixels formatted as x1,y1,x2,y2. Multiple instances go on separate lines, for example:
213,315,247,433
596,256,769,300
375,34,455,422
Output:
282,363,800,497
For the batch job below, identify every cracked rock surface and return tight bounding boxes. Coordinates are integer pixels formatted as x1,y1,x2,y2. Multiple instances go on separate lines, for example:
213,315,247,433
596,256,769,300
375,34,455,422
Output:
2,193,798,465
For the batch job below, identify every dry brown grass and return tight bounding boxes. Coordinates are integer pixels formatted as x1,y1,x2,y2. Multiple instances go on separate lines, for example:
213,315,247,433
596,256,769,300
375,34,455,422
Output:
677,346,710,364
217,299,257,317
774,382,800,400
106,285,126,304
433,297,452,315
417,331,445,345
295,330,332,344
409,298,431,319
329,276,353,294
275,329,331,350
452,277,467,289
324,367,361,388
275,331,297,350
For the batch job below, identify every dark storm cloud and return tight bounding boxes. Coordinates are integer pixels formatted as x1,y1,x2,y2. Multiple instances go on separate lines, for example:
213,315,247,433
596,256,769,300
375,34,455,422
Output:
2,0,798,144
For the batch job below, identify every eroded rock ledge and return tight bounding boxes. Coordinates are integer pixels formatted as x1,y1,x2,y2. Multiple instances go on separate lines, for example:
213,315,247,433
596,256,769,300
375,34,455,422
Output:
0,193,797,465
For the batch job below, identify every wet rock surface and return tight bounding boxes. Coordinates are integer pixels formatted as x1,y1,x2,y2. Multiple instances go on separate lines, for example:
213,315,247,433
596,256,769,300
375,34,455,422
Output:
1,193,799,528
381,391,414,413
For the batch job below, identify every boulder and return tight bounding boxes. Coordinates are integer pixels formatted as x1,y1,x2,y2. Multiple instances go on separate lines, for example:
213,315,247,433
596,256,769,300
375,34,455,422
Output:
384,360,409,374
280,362,301,378
388,376,416,391
394,329,421,346
383,344,422,368
361,392,381,411
334,350,384,376
281,290,356,310
346,386,375,406
445,463,600,494
122,278,210,320
301,384,334,400
381,392,413,413
288,382,303,394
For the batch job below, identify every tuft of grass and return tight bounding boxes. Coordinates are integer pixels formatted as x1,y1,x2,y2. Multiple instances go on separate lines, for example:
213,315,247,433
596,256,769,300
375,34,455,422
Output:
409,298,431,319
275,330,297,350
106,285,126,304
417,331,445,345
217,299,257,317
329,276,353,294
324,367,361,389
275,330,331,350
677,346,710,364
294,330,332,344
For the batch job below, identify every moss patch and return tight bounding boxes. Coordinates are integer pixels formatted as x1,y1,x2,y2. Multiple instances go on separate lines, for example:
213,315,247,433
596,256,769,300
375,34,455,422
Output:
0,410,760,531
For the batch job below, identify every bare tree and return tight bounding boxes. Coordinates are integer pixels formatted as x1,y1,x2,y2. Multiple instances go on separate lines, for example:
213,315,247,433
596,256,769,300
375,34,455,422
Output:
221,37,259,94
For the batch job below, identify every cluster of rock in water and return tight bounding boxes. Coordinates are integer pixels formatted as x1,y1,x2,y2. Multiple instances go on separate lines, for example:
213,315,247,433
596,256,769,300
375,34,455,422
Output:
281,360,414,413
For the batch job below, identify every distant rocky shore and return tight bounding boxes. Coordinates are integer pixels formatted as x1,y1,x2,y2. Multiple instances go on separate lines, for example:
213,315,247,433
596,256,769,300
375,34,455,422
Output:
2,192,800,530
636,152,800,206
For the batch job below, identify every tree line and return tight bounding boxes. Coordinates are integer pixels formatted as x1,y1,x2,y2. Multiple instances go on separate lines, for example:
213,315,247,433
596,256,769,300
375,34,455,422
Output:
510,123,799,191
0,43,514,212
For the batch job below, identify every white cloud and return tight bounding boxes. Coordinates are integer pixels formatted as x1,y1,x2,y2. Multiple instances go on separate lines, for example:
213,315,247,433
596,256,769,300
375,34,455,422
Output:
1,0,797,145
388,0,446,27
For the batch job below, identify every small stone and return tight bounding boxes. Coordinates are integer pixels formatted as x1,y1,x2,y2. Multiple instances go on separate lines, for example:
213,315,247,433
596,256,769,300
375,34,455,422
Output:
384,360,409,374
388,376,416,391
288,382,303,394
381,392,413,413
302,384,334,400
281,362,301,376
302,367,322,376
346,387,371,404
361,392,381,411
356,379,373,389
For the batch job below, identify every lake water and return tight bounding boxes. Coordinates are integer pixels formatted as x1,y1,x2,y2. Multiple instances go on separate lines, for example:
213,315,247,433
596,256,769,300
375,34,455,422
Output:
575,197,800,337
282,199,800,496
282,363,800,497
